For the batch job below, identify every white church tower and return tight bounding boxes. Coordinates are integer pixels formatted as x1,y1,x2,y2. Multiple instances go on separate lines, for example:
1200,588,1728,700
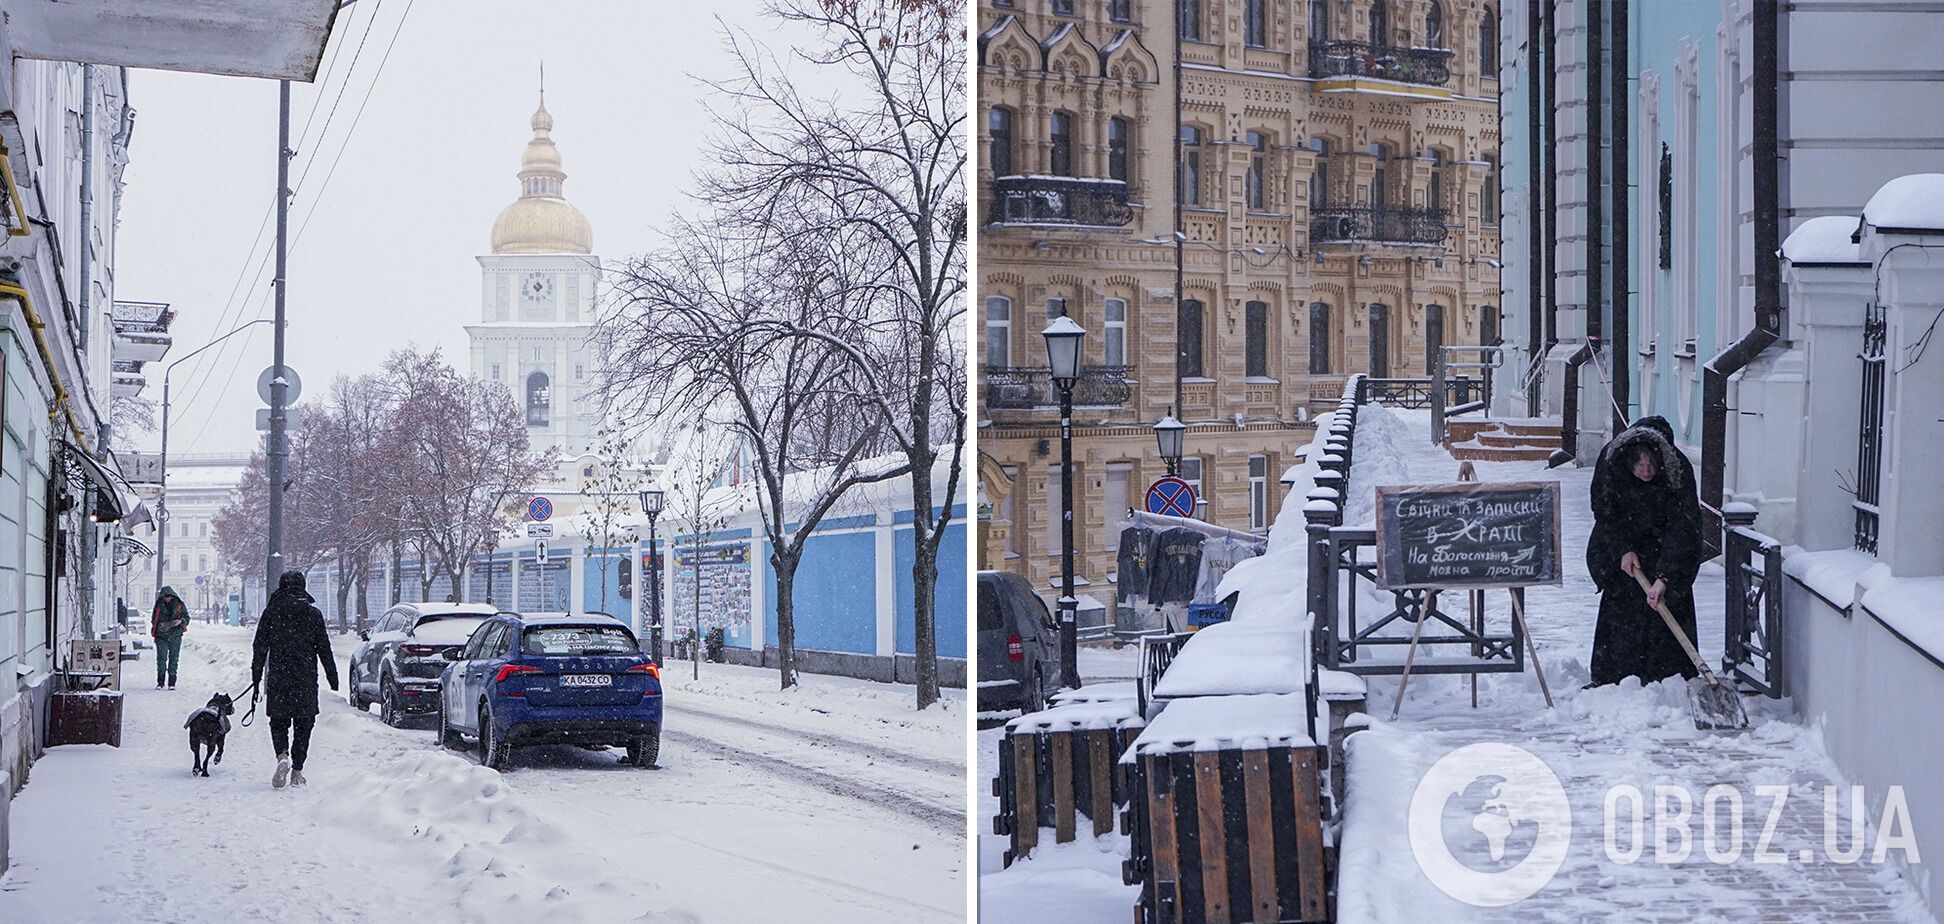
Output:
467,84,600,457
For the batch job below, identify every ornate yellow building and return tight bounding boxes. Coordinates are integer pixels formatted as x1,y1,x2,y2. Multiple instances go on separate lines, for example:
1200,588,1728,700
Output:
977,0,1502,610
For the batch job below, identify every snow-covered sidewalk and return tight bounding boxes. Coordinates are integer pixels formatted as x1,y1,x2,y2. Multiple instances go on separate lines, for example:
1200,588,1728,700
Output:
1,626,964,924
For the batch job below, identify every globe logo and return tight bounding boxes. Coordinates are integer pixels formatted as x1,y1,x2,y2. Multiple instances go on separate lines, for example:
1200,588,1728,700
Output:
1408,743,1572,906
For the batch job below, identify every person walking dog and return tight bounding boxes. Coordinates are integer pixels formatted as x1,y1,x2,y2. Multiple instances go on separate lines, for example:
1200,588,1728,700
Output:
1586,416,1705,687
250,571,339,788
151,586,190,689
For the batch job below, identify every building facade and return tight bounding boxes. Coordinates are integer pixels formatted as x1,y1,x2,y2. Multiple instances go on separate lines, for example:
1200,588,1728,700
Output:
126,453,247,620
976,0,1502,609
467,90,601,459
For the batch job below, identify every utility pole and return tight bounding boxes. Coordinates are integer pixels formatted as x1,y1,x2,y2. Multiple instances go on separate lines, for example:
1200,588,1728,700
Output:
265,80,292,591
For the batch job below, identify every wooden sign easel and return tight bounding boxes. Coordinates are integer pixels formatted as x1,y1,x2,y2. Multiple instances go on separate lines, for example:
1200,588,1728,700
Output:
1387,463,1556,719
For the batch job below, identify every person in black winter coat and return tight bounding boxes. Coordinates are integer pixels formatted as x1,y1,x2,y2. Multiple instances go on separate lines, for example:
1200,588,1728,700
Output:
1586,416,1705,686
251,570,339,788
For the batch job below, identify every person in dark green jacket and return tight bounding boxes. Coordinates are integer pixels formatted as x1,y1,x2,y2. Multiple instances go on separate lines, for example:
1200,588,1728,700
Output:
152,586,189,689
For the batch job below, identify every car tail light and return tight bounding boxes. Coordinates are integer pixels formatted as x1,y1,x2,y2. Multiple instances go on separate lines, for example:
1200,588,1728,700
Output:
493,664,542,685
625,663,661,680
1007,635,1023,661
401,645,438,657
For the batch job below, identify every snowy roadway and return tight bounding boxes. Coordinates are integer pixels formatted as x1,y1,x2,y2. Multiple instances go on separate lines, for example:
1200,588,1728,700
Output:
0,625,964,923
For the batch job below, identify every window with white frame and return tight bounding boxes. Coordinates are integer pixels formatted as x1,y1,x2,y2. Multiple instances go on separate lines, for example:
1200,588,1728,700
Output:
985,295,1012,368
1249,455,1269,531
1001,465,1019,558
1180,456,1206,519
1104,297,1128,366
1105,463,1131,550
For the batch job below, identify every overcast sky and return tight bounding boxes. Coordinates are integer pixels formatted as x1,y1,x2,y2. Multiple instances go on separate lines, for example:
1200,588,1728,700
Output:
118,0,831,456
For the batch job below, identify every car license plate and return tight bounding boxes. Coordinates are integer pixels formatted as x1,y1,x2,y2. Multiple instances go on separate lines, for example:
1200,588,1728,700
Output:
560,674,612,687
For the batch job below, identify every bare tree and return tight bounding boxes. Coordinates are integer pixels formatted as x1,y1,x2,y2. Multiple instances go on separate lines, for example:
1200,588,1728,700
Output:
661,421,735,674
602,217,907,691
579,421,643,618
703,0,968,707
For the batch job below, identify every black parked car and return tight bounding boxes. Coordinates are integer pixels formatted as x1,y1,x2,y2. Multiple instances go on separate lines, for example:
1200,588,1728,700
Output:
348,603,496,726
977,570,1059,716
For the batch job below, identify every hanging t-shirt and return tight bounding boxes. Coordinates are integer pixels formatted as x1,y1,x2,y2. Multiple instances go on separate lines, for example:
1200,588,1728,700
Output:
1147,527,1207,605
1115,527,1155,609
1194,536,1263,603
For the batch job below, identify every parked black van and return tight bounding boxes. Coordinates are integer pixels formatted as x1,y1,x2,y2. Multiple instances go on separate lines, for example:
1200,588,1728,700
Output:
977,570,1058,717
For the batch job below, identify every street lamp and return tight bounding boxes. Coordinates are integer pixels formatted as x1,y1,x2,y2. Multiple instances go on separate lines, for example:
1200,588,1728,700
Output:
1043,316,1086,690
638,483,665,664
1153,411,1186,477
156,318,273,601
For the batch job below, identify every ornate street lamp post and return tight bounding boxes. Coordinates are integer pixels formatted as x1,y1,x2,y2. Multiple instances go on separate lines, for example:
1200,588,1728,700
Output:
1154,411,1186,477
639,483,665,664
1043,316,1086,690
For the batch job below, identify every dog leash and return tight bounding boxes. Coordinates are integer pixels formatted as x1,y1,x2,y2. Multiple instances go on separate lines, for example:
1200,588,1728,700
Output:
234,678,261,727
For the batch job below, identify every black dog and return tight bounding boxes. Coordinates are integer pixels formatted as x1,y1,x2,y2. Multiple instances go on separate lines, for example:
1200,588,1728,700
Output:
185,693,235,777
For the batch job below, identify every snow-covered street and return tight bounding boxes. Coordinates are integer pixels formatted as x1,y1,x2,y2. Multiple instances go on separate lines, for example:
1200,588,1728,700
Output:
976,406,1937,922
0,626,964,924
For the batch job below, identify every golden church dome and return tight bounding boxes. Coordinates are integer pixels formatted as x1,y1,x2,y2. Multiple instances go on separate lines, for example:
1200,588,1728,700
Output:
490,95,593,255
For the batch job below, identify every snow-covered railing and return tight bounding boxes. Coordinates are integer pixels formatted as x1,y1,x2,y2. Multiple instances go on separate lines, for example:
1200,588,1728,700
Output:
1723,504,1787,697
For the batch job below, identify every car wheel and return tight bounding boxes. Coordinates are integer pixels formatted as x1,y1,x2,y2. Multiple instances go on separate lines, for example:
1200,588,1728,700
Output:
380,678,400,728
1025,666,1048,715
478,699,509,770
346,666,367,711
625,726,660,768
438,703,464,750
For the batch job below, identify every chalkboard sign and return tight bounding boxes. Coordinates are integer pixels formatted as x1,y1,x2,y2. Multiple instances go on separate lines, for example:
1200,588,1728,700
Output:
1373,482,1563,589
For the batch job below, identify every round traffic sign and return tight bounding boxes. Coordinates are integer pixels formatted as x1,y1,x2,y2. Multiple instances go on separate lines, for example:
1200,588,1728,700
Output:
256,364,302,405
1145,477,1197,519
528,496,554,522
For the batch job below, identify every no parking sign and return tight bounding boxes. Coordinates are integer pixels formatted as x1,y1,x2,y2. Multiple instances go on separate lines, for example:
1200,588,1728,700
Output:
1145,477,1197,519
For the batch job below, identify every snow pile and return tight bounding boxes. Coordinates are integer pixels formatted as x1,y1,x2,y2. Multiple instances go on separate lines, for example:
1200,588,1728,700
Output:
976,834,1139,924
1859,573,1944,664
664,659,962,756
1781,546,1877,607
1124,692,1315,760
1151,617,1311,699
1007,699,1143,734
1344,403,1418,526
315,750,692,923
1782,214,1866,264
1863,173,1944,232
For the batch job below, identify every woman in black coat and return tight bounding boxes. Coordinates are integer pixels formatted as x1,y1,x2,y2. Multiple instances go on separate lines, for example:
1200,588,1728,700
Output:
251,570,339,787
1586,417,1705,687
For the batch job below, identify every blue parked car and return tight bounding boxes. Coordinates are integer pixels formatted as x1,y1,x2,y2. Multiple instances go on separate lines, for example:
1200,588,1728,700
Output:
437,613,663,769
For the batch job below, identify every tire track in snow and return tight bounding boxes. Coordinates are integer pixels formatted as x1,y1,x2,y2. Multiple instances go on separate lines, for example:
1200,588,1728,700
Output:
673,700,963,777
660,727,965,836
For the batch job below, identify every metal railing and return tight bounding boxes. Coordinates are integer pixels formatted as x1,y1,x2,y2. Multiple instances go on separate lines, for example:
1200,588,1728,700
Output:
1364,376,1482,409
1722,506,1785,697
1307,40,1455,87
1306,523,1527,676
1134,630,1193,719
1310,205,1450,245
1855,301,1886,553
990,176,1134,227
984,364,1135,410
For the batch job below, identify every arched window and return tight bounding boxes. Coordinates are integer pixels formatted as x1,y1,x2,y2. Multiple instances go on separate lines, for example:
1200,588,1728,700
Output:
1245,0,1268,47
526,372,551,427
1246,132,1268,210
1245,300,1270,377
1480,8,1498,72
1179,299,1205,378
1109,117,1130,182
1309,303,1332,374
1368,303,1390,376
1049,111,1074,176
1370,0,1388,45
1429,148,1445,210
1480,304,1500,344
1310,0,1328,44
988,107,1014,177
1104,297,1128,366
985,296,1012,368
1426,2,1444,48
1425,304,1446,374
1181,126,1204,206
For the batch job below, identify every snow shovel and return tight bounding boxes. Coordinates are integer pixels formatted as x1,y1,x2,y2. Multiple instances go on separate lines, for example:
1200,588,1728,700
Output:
1629,566,1748,731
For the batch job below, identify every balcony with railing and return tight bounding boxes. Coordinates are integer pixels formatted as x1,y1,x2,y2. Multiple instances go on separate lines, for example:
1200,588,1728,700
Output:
1311,206,1449,245
984,365,1135,411
988,176,1134,228
1308,41,1455,88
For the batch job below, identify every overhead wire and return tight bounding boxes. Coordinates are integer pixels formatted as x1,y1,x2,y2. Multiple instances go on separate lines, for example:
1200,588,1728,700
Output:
175,0,419,451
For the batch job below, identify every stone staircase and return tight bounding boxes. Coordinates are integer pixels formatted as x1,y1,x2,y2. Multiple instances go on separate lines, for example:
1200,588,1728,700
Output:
1442,417,1564,461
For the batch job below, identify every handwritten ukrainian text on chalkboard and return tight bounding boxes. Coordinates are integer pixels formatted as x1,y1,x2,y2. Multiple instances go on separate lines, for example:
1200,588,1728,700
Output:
1374,482,1563,589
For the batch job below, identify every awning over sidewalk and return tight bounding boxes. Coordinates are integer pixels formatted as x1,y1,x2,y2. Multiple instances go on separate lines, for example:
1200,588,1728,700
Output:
4,0,342,81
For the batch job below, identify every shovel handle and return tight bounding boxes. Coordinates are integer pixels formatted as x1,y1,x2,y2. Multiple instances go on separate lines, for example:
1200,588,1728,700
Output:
1627,565,1720,685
